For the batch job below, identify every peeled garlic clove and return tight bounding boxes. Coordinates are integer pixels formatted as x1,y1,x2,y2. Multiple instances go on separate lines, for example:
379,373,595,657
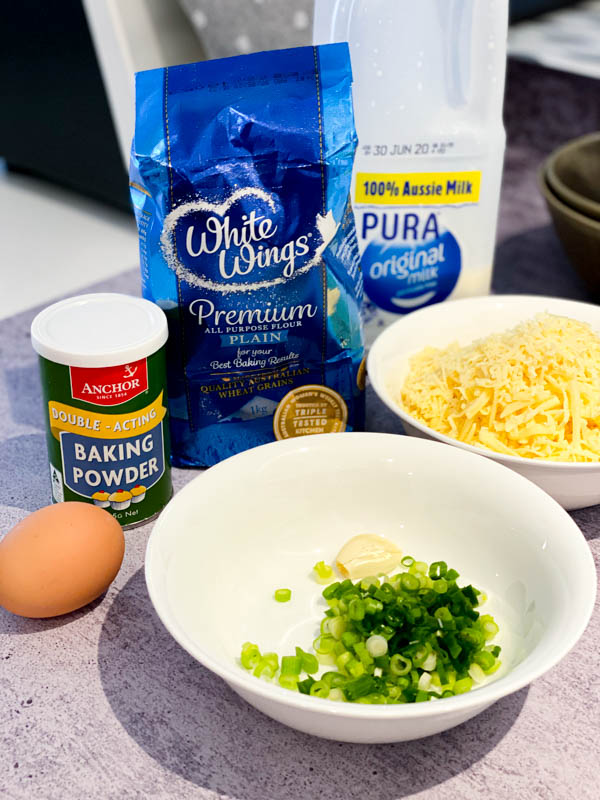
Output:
335,534,402,580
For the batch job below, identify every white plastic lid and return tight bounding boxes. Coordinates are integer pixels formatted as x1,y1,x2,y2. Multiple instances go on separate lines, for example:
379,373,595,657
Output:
31,293,169,368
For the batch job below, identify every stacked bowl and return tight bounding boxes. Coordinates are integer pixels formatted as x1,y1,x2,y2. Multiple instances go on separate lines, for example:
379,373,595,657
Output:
540,132,600,296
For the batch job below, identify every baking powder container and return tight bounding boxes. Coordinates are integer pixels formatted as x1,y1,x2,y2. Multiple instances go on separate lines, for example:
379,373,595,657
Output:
31,293,172,528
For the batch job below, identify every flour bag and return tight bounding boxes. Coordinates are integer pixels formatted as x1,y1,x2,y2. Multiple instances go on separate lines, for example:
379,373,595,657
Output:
130,45,364,466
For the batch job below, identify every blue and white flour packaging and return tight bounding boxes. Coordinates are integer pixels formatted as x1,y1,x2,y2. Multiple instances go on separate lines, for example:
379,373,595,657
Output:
130,45,364,467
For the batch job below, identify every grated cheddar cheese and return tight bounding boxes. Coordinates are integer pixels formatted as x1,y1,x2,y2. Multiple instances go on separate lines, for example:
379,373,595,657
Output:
396,314,600,462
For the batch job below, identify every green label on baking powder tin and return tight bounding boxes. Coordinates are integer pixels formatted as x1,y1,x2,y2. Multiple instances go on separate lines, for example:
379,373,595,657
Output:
38,347,172,528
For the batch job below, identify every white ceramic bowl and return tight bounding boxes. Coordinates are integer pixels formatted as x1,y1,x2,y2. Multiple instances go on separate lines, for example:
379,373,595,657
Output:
368,294,600,510
145,432,595,743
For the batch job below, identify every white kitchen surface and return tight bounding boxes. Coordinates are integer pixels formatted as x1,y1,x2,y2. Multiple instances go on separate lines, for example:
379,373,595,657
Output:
0,163,139,321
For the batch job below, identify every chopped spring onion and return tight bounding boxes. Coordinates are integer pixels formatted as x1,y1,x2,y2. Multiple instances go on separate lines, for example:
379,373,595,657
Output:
366,635,388,658
313,635,336,654
322,671,346,688
328,616,346,640
240,553,500,705
348,598,366,620
253,653,278,679
454,677,474,694
278,674,299,690
429,561,448,579
280,655,302,676
418,671,432,692
309,680,330,698
295,646,318,675
322,582,340,600
468,663,486,684
240,642,261,670
274,588,292,603
421,651,437,671
473,650,496,671
297,677,315,695
400,573,419,592
313,560,335,584
390,654,412,676
360,576,380,590
479,615,500,640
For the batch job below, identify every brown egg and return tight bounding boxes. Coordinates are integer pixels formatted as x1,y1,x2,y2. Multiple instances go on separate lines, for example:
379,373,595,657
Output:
0,502,125,618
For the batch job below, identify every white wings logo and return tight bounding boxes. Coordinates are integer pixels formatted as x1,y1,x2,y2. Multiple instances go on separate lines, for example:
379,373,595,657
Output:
160,188,339,294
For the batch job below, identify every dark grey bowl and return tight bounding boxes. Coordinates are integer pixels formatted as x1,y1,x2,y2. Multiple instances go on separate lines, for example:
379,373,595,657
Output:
546,132,600,222
539,166,600,299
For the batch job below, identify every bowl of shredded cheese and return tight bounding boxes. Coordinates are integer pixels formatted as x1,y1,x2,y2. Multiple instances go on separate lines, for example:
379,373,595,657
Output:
368,294,600,509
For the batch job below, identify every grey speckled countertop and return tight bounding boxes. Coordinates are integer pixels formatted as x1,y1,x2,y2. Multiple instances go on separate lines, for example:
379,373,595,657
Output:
1,61,600,799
